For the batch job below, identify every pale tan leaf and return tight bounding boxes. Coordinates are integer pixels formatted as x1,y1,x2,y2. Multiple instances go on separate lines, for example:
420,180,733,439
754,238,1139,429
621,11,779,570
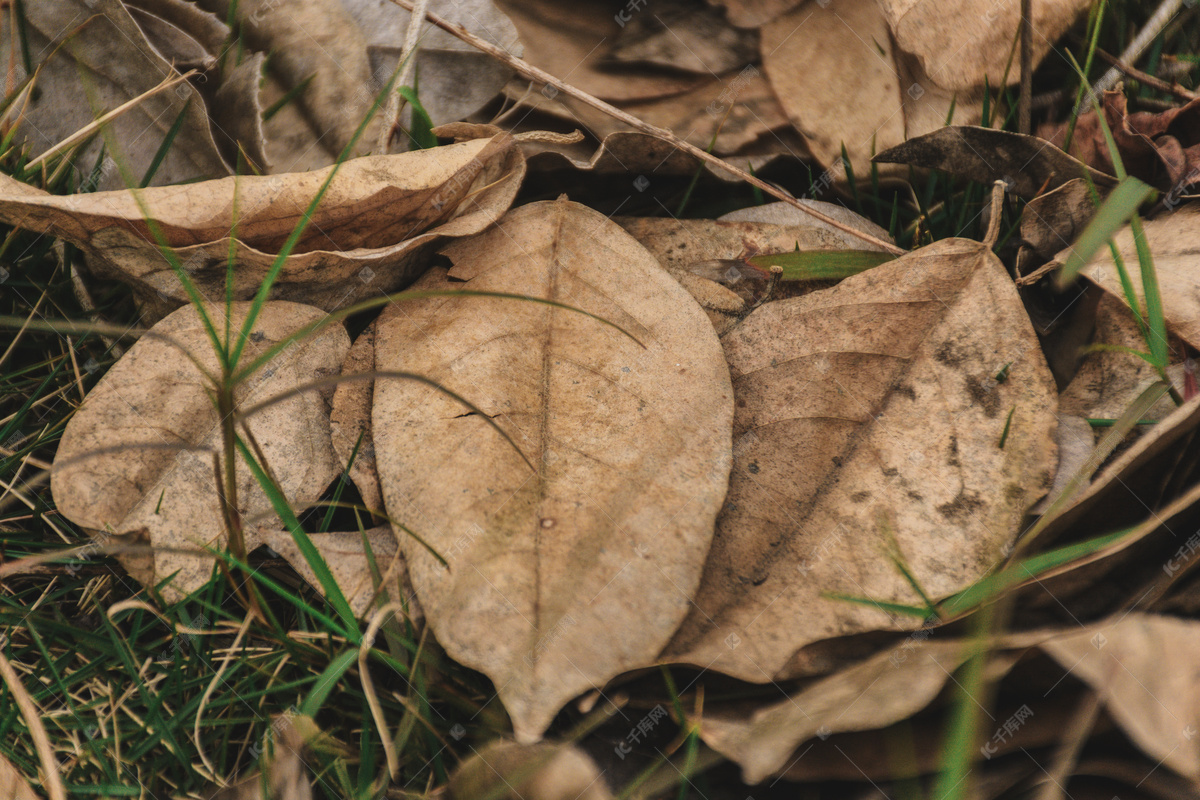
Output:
608,1,757,75
210,52,270,175
208,712,315,800
662,238,1059,682
704,0,805,28
331,322,383,516
1042,614,1200,782
879,0,1091,92
373,199,733,742
0,751,39,800
51,302,349,598
759,0,907,177
1079,203,1200,350
448,741,612,800
0,129,523,321
0,0,230,188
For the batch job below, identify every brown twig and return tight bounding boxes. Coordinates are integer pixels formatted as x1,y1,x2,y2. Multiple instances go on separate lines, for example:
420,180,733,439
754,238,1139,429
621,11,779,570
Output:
1073,36,1200,101
385,0,906,257
1019,0,1032,134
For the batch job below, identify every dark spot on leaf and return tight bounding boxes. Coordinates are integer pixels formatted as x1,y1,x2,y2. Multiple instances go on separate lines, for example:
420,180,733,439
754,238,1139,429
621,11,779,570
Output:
1004,483,1025,501
935,341,966,367
850,491,870,502
250,331,265,343
907,490,924,502
882,466,898,477
747,461,760,474
964,375,1001,417
937,491,985,522
895,383,917,400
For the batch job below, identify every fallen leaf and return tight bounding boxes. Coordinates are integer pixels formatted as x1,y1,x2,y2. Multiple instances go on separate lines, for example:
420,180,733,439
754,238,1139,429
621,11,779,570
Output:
201,0,379,162
606,0,757,76
875,127,1117,198
448,740,613,800
760,0,986,178
51,301,350,598
662,238,1059,682
0,126,524,321
698,631,1045,784
704,0,803,27
1043,89,1200,198
1077,203,1200,350
879,0,1089,92
331,322,383,517
1042,613,1200,782
495,0,703,103
343,0,522,128
372,198,734,742
1,0,231,188
1021,178,1100,261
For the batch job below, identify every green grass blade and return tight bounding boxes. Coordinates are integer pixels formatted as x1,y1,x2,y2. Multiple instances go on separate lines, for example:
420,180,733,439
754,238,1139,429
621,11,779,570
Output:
821,592,932,618
1128,213,1170,370
396,85,438,150
262,74,314,122
300,649,360,717
234,435,360,637
1056,176,1154,288
747,249,895,279
140,102,189,188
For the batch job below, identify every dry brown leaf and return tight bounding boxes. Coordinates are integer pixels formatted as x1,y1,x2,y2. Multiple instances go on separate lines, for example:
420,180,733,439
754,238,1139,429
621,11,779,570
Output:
0,127,524,321
875,127,1118,198
495,0,703,103
372,198,733,742
210,52,270,175
0,0,230,188
705,0,804,27
199,0,379,161
1059,294,1185,423
448,740,612,800
1078,203,1200,350
662,238,1059,682
608,0,757,75
698,630,1047,784
51,302,349,598
1021,178,1098,261
879,0,1090,93
1042,614,1200,783
0,751,38,800
344,0,522,128
259,527,421,621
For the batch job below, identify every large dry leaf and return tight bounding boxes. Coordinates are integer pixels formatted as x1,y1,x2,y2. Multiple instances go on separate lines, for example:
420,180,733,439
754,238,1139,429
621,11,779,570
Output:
760,0,984,177
1079,203,1200,350
662,238,1059,682
0,0,230,188
705,0,804,28
879,0,1090,92
1043,614,1200,783
52,302,349,598
0,128,524,320
331,321,383,516
608,0,757,75
372,199,734,742
0,752,38,800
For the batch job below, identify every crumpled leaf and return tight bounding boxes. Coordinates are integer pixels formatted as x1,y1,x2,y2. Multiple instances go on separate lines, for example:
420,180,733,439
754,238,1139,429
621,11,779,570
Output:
661,237,1059,682
1042,613,1200,783
0,126,524,321
51,302,349,598
199,0,379,162
0,752,38,800
342,0,522,128
372,198,734,742
875,127,1118,198
1043,89,1200,198
1021,178,1100,261
0,0,230,188
448,740,613,800
1076,202,1200,350
208,712,317,800
705,0,803,28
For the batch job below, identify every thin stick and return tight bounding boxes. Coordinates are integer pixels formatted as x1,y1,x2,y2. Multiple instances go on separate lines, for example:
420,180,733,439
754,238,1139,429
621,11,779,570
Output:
385,0,906,257
0,649,67,800
26,70,196,170
377,0,431,153
1091,0,1186,96
1077,38,1199,101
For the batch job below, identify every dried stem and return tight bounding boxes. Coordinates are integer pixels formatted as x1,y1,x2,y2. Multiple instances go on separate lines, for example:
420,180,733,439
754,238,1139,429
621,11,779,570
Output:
385,0,905,257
